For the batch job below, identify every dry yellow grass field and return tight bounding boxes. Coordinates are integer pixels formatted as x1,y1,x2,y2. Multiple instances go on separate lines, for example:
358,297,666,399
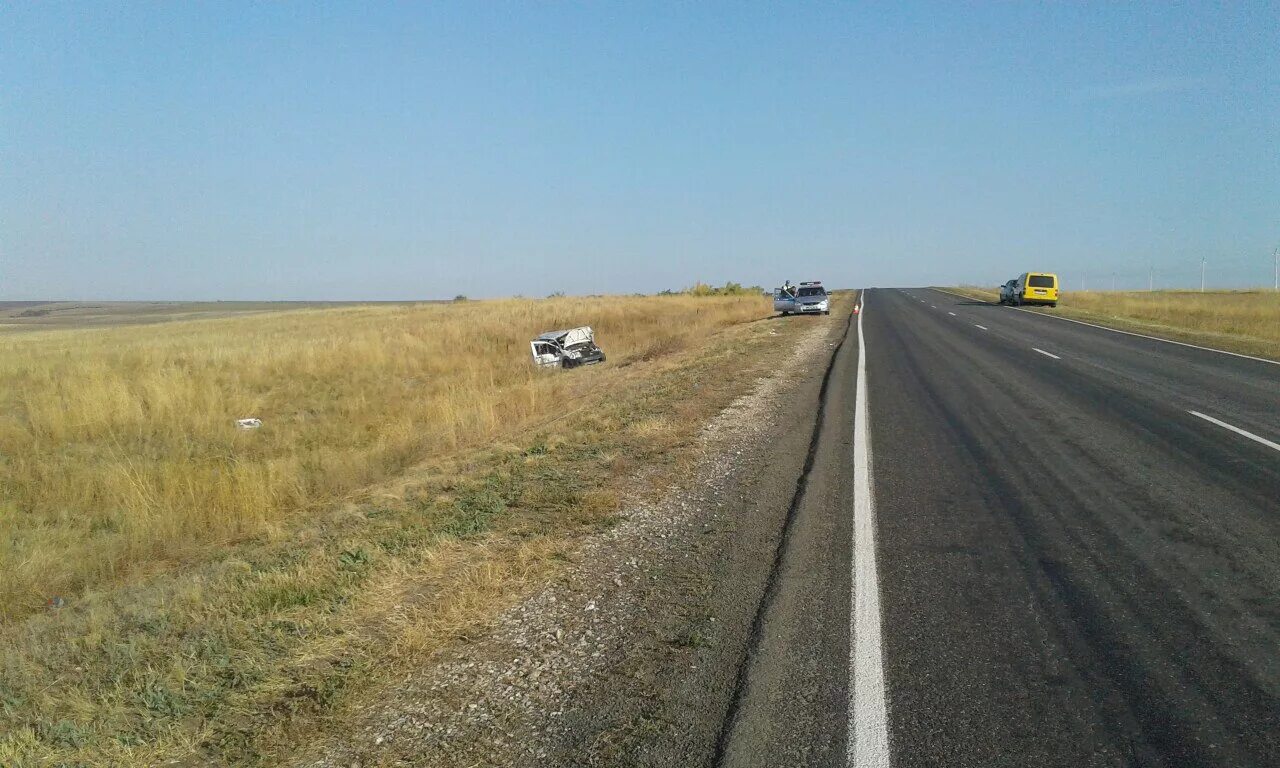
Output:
0,295,760,620
0,292,837,766
949,287,1280,360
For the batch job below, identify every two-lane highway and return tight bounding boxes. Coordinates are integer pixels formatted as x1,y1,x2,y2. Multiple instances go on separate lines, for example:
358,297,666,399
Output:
867,288,1279,766
557,287,1278,768
714,287,1278,767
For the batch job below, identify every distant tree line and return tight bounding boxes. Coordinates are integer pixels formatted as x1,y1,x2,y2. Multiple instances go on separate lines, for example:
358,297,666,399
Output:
658,281,764,297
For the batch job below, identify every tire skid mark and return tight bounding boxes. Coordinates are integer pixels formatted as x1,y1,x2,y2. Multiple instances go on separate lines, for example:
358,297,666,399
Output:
711,297,859,766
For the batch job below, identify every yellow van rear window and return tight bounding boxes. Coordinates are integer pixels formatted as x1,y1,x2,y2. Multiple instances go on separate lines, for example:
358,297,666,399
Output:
1028,275,1055,287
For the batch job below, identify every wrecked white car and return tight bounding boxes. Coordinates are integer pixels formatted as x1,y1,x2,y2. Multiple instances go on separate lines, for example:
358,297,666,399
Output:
530,326,607,369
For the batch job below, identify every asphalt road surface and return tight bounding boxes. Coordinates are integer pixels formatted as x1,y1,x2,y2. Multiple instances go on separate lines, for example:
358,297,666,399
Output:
715,288,1279,767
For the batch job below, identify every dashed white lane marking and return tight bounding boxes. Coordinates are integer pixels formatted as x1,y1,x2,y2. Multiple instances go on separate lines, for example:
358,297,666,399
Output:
1188,411,1280,452
1032,348,1060,359
948,312,956,316
975,324,988,330
1011,306,1280,367
848,294,890,767
928,287,1279,367
930,305,937,309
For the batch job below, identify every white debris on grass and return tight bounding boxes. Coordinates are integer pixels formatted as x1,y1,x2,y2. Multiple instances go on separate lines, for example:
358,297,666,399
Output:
299,317,839,768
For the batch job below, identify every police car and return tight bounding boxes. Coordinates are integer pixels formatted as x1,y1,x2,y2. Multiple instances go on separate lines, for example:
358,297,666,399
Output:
793,281,830,315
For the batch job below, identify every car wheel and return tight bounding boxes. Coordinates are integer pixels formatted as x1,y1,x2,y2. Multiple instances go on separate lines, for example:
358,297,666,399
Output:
1049,303,1057,308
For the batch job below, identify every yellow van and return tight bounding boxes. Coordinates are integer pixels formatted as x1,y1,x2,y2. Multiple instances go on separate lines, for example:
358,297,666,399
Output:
1011,272,1058,307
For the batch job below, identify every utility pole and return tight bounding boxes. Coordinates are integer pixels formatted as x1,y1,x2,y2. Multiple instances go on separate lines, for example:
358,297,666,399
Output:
1200,256,1206,293
1083,269,1087,292
1148,264,1153,292
1111,272,1116,292
1274,246,1278,292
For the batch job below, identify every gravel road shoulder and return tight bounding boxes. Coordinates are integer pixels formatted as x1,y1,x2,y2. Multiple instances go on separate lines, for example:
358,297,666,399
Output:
300,313,847,768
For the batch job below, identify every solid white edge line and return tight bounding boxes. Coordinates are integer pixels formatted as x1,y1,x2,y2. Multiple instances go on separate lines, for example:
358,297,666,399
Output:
1188,411,1280,452
928,288,1279,367
1032,348,1061,359
975,324,988,330
849,292,891,767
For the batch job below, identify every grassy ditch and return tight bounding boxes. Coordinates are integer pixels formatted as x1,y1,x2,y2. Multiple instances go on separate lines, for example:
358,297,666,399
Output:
946,286,1280,361
0,292,847,766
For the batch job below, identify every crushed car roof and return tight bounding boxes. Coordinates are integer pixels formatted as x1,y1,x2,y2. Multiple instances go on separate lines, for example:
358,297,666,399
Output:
534,326,593,343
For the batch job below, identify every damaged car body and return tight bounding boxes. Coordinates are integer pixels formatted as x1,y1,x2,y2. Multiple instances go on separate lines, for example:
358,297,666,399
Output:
530,326,607,369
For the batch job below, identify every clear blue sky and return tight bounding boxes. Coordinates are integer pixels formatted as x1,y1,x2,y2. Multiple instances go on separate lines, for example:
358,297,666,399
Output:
3,2,1278,300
